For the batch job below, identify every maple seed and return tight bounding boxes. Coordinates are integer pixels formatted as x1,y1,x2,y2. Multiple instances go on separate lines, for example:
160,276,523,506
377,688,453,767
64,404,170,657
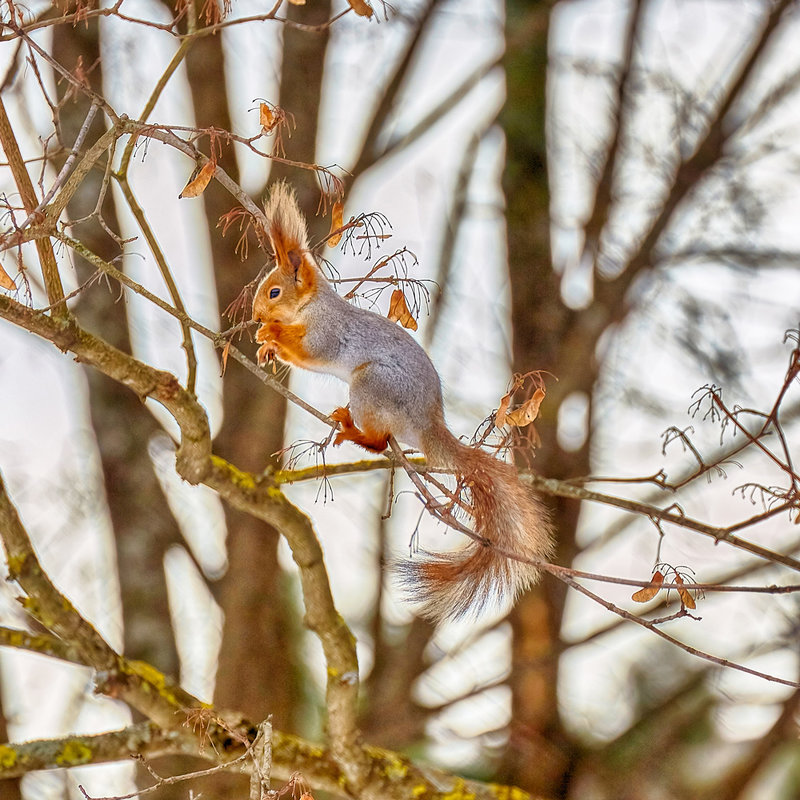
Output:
495,389,513,428
0,262,14,290
347,0,373,16
179,160,216,198
259,102,275,132
675,574,696,609
327,200,344,247
387,289,418,331
506,387,546,427
631,570,664,602
220,340,231,377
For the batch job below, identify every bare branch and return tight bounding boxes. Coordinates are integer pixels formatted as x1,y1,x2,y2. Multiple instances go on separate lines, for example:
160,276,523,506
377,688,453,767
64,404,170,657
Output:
0,95,66,311
554,570,800,689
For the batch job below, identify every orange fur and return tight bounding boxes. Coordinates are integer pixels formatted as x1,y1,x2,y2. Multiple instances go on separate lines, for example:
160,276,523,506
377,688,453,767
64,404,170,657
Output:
330,407,390,453
255,321,317,369
251,180,319,368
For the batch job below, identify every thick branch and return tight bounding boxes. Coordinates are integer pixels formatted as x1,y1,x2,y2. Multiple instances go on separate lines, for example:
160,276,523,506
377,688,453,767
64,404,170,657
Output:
0,722,547,800
0,626,84,664
0,723,197,779
0,470,205,727
0,293,366,788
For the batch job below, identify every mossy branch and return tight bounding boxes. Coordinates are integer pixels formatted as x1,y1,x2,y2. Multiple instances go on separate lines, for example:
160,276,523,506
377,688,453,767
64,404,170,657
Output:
0,469,208,728
0,722,545,800
0,292,368,790
0,447,540,797
0,626,84,665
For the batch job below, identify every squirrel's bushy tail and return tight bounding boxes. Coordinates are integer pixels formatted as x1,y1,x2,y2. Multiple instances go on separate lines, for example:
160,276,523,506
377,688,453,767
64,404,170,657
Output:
264,180,310,261
399,426,554,624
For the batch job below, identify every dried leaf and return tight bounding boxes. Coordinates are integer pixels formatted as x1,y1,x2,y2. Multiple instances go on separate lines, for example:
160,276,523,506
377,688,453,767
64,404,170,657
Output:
506,387,546,427
327,200,344,247
495,389,514,428
179,159,216,199
631,570,664,602
347,0,373,16
387,289,418,331
675,574,696,609
259,102,275,132
220,340,231,376
0,262,15,290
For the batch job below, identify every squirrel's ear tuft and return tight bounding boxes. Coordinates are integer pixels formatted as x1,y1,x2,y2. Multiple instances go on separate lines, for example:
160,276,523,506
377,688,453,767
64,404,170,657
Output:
264,181,310,274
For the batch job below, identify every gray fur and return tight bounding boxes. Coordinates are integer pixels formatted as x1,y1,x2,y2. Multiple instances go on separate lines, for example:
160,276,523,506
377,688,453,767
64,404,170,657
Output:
292,276,443,450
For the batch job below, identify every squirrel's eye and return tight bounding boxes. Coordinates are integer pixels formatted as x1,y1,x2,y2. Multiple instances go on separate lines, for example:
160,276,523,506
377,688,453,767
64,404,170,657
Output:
269,287,281,299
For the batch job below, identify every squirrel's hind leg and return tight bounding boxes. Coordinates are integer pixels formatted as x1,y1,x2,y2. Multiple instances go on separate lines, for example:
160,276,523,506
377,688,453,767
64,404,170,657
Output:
330,407,390,453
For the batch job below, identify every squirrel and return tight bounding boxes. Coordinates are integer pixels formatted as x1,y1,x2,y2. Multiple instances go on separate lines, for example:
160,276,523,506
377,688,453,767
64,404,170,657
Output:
252,182,554,623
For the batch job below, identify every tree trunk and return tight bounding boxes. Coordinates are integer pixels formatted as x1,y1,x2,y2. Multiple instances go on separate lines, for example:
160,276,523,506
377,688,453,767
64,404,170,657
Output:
184,15,333,800
500,2,586,793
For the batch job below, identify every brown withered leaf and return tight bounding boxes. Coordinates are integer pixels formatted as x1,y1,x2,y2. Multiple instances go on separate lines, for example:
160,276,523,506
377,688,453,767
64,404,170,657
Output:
179,159,216,199
675,574,696,609
495,388,514,428
220,340,231,376
631,570,664,602
506,387,546,427
327,200,344,247
0,262,15,290
259,102,275,132
347,0,373,16
387,289,418,331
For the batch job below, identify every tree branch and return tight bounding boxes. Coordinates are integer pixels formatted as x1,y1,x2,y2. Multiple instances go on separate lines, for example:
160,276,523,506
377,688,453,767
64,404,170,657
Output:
0,292,368,791
0,469,208,728
0,626,84,665
0,95,66,312
0,721,548,800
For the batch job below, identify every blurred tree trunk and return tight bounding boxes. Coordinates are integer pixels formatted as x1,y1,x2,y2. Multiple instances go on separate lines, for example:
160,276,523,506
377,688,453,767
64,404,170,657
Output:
500,1,586,793
185,18,333,799
267,3,332,235
360,516,432,747
51,22,181,677
183,26,300,735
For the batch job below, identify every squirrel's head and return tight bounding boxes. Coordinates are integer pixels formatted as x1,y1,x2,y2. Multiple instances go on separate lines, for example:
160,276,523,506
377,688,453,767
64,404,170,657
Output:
252,252,318,325
252,181,320,328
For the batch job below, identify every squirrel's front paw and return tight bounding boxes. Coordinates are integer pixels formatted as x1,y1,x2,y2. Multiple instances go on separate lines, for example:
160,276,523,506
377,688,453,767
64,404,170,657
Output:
256,341,278,367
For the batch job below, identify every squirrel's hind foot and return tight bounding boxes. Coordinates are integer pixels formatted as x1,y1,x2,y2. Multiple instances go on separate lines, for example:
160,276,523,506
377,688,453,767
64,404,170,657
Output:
330,407,390,453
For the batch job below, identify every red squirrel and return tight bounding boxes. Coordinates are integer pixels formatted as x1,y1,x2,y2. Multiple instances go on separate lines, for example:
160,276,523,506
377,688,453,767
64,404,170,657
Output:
252,182,554,622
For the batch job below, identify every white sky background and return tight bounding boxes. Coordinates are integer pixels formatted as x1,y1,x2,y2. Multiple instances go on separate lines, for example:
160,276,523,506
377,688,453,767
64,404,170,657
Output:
1,0,800,796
